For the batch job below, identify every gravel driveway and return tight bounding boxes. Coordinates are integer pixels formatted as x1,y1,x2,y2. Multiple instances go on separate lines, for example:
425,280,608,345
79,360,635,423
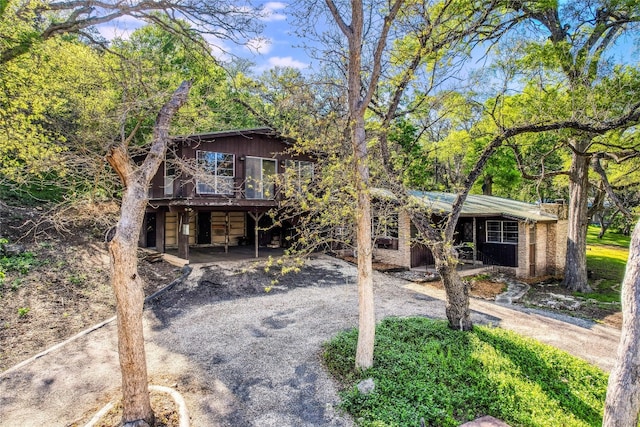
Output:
0,255,619,426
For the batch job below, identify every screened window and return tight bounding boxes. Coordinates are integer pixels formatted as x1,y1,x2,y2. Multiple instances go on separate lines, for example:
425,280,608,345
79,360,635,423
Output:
196,151,235,195
486,220,518,244
246,157,277,199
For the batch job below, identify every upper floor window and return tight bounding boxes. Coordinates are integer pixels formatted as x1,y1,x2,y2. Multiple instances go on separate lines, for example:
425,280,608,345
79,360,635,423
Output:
246,157,277,199
196,151,235,195
285,160,314,191
486,220,518,244
164,153,176,197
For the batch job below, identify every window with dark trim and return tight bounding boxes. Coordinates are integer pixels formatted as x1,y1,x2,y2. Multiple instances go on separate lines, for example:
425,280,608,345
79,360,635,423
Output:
196,151,235,195
285,160,314,191
486,220,518,244
245,157,277,199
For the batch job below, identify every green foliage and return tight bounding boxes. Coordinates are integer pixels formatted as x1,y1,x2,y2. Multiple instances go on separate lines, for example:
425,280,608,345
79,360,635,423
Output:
0,34,118,202
585,242,628,302
586,225,631,248
0,239,38,277
324,317,607,427
0,252,37,275
17,307,30,317
68,273,86,286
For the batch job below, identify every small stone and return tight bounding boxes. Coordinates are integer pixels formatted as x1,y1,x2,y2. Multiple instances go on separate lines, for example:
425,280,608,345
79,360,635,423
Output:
357,378,375,395
3,243,25,256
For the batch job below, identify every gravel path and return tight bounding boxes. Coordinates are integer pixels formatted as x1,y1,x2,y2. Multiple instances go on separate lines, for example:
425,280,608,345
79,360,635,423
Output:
0,255,620,426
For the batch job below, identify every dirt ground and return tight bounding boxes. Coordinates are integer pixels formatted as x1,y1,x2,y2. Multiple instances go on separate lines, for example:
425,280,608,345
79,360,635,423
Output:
0,203,181,371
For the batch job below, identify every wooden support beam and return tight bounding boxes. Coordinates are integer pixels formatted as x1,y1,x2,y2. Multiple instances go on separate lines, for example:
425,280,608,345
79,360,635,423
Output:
156,209,165,253
178,211,190,260
472,217,477,265
248,211,265,258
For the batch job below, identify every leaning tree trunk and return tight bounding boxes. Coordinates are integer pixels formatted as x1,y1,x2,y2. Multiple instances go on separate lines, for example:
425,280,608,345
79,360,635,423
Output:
603,218,640,427
106,81,192,426
563,147,592,292
432,243,472,331
108,190,154,426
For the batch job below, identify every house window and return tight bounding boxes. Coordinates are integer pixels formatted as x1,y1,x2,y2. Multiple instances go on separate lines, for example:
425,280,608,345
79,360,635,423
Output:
246,157,277,199
486,220,518,244
164,154,176,197
196,151,235,195
286,160,314,189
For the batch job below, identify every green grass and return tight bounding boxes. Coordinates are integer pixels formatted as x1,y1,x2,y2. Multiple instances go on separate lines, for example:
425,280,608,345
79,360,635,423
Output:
584,226,629,302
586,225,630,248
324,317,608,427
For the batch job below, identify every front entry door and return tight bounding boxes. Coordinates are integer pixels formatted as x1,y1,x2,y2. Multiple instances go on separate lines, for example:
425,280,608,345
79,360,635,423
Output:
197,212,211,244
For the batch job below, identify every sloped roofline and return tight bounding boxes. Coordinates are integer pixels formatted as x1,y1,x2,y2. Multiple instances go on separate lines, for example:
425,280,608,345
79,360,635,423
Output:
171,127,294,144
409,190,559,222
371,188,559,222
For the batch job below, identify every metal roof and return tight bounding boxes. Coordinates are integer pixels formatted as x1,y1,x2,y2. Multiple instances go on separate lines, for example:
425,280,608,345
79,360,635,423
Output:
172,127,272,139
408,190,559,222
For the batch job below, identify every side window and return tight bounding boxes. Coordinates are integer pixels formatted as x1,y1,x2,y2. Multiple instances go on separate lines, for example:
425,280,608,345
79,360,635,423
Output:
486,220,518,244
196,151,235,195
246,157,277,199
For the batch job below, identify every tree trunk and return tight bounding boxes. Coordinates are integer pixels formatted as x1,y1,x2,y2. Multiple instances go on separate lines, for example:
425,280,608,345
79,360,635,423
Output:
563,146,592,292
109,190,154,426
603,218,640,427
433,243,472,330
482,175,493,196
106,81,191,426
353,114,375,369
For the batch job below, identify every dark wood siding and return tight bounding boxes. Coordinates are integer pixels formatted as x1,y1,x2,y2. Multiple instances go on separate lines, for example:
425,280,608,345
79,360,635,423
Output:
149,131,313,201
476,217,518,267
411,243,434,268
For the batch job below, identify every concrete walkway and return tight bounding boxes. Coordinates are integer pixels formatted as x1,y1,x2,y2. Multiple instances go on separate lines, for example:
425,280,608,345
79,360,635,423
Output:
0,256,621,426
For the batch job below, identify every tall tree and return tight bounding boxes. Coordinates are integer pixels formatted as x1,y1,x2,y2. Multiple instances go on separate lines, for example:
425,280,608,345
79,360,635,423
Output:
0,0,261,64
505,0,640,292
604,217,640,426
106,80,191,426
321,0,404,369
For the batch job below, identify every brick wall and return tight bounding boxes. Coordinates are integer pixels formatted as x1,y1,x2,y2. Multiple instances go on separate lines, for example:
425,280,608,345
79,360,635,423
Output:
535,222,549,275
373,211,412,268
516,221,529,278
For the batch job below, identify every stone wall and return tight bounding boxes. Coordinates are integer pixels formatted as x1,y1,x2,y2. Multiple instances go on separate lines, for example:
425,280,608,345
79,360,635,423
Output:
516,221,529,278
373,211,411,268
535,222,549,275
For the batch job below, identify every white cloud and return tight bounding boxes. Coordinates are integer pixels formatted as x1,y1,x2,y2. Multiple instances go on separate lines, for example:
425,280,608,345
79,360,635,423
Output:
246,37,273,55
96,16,144,40
265,56,308,69
262,2,287,22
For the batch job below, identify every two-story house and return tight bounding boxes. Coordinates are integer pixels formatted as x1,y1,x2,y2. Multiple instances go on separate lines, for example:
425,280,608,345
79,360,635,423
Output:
141,127,313,260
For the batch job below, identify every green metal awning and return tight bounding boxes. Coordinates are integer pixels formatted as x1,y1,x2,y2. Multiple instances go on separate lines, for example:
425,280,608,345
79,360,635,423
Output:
407,191,559,222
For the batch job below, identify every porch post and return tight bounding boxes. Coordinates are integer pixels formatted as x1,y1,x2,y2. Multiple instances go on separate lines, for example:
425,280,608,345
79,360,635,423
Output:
472,217,477,265
248,211,264,258
178,210,190,260
156,209,165,253
225,212,229,254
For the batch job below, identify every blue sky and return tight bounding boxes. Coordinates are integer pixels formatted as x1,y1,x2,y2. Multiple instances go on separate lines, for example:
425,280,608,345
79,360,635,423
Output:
97,1,312,74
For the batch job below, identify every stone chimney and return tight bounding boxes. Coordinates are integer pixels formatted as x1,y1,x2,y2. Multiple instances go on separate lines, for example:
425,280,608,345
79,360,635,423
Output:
540,201,568,220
